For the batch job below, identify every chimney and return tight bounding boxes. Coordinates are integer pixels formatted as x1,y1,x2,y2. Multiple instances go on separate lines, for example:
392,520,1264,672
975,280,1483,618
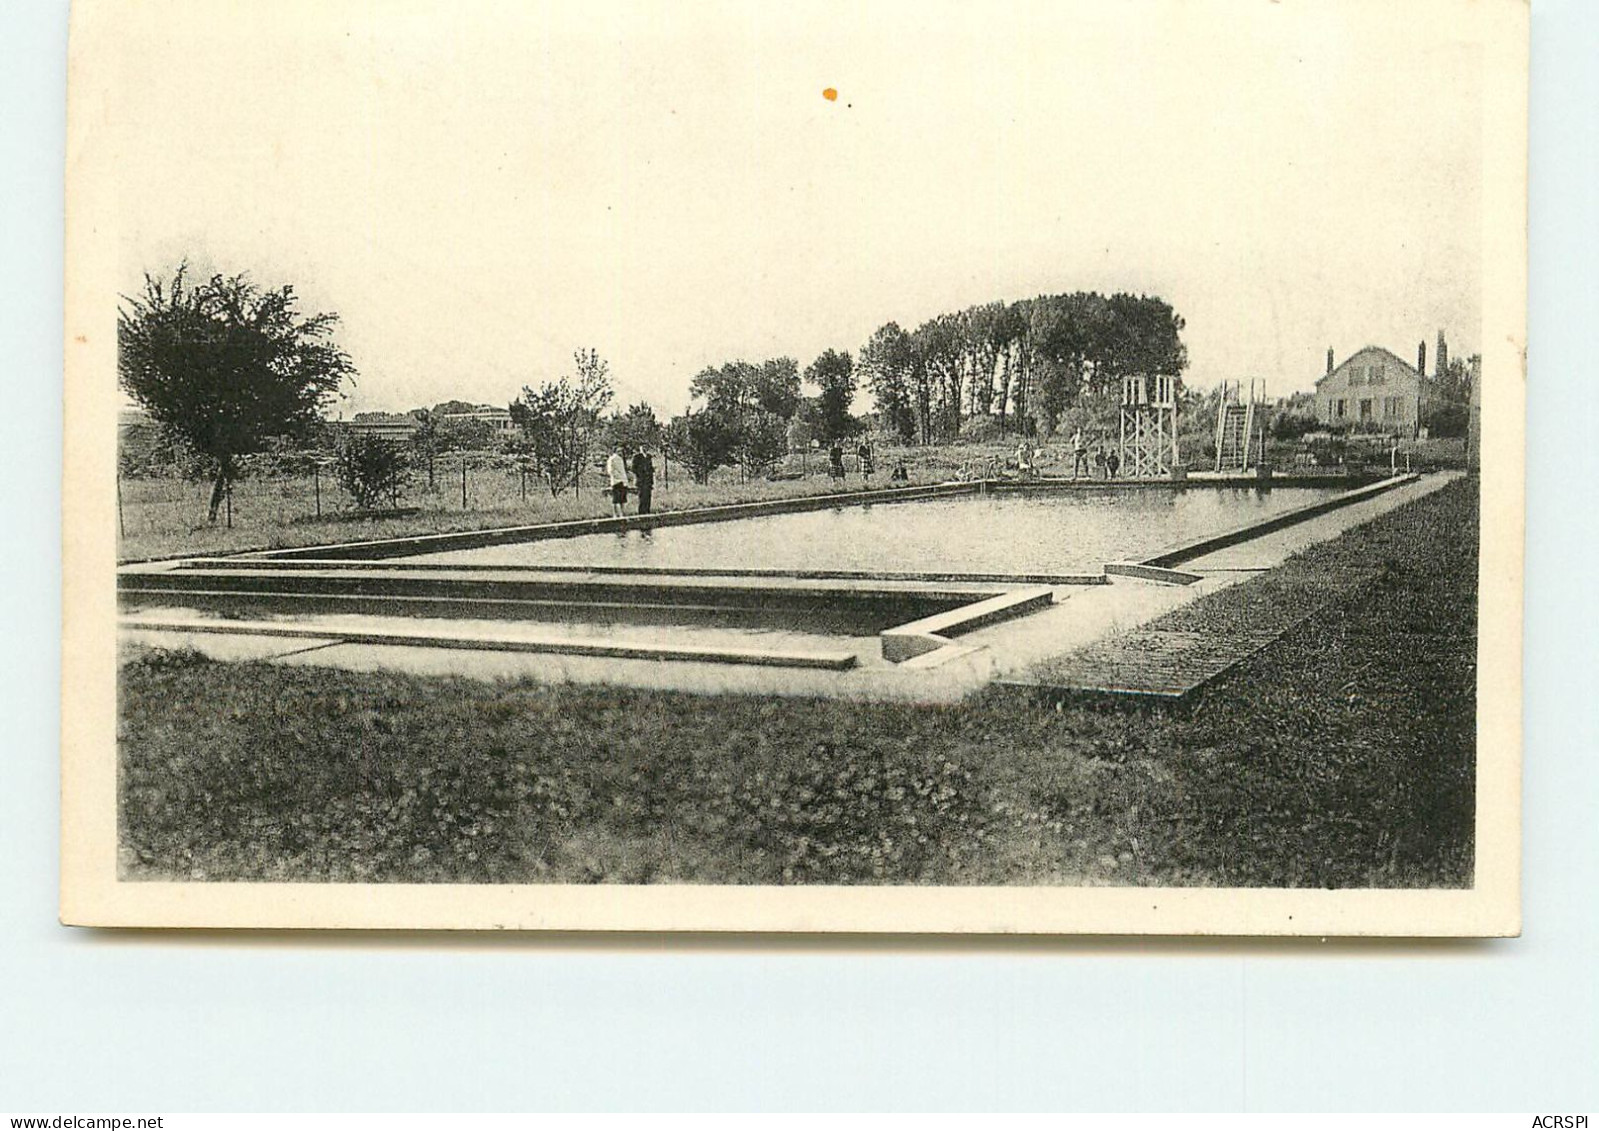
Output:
1326,347,1335,375
1436,330,1449,377
1418,340,1427,376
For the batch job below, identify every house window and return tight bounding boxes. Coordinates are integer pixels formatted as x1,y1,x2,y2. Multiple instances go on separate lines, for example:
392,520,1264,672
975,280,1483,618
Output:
1359,399,1373,421
1349,367,1364,387
1335,399,1346,419
1383,396,1399,419
1370,364,1386,385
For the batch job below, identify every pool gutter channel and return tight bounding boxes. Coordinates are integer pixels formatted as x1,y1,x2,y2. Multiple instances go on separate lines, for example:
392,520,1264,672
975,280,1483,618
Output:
1097,473,1419,586
119,616,862,671
1133,473,1418,571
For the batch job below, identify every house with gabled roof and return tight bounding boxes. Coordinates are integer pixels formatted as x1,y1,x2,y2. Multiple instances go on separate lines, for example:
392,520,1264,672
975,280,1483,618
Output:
1315,344,1428,435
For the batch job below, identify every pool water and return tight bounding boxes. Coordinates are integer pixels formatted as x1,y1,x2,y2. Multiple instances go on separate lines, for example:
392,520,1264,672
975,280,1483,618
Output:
402,486,1345,576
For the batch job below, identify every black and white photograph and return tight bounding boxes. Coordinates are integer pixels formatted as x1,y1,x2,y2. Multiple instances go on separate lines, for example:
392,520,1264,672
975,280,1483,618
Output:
61,0,1526,933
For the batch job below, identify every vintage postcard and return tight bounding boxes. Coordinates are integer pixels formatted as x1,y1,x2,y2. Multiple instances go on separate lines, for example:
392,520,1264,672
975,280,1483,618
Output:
62,0,1527,934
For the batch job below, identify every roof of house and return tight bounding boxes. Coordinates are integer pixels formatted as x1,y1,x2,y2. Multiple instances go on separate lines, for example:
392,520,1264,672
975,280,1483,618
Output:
1315,345,1421,388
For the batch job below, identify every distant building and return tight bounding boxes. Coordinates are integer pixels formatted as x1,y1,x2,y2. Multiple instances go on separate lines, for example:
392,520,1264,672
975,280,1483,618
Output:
440,405,516,435
338,411,422,442
1315,345,1427,435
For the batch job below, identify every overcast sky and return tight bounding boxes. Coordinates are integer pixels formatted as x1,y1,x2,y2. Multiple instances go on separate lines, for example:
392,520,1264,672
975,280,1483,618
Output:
108,0,1485,415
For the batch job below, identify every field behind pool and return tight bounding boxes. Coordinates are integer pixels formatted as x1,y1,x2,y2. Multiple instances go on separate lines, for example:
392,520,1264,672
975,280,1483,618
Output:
116,441,1043,562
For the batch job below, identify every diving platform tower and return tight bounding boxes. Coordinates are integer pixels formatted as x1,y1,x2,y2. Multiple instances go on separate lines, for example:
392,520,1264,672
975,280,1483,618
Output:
1118,373,1180,479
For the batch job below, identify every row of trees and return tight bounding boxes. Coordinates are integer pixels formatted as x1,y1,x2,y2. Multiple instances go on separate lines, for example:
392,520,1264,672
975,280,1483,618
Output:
502,351,860,490
860,292,1188,444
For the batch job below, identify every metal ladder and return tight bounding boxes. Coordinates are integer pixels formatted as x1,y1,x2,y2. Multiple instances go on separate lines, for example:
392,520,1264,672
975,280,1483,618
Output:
1214,391,1255,473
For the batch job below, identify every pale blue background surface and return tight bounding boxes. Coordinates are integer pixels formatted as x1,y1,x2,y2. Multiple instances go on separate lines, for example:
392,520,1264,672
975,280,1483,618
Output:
2,0,1593,1112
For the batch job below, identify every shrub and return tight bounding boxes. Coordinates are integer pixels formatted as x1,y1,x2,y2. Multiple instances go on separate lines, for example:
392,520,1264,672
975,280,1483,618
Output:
1305,433,1347,466
334,433,413,509
1269,410,1320,441
666,409,742,484
1422,402,1469,439
958,415,1006,444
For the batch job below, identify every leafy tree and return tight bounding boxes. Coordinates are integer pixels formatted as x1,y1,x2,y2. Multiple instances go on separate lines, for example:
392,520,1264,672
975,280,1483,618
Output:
409,409,441,488
1101,292,1188,384
913,313,968,441
437,415,494,452
689,357,802,420
859,322,917,443
752,357,802,419
1025,295,1086,435
665,409,741,484
118,264,355,521
335,433,412,510
991,300,1029,430
605,401,664,455
1422,355,1476,438
409,410,494,488
804,349,859,440
508,350,614,496
963,300,1008,418
689,361,754,416
733,410,790,477
1031,358,1077,437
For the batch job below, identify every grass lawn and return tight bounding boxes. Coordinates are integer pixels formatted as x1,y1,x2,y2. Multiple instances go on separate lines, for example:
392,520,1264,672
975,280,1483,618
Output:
118,478,1477,888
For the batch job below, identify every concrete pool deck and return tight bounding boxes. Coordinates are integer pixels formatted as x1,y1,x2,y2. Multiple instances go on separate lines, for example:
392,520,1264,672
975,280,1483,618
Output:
120,472,1461,702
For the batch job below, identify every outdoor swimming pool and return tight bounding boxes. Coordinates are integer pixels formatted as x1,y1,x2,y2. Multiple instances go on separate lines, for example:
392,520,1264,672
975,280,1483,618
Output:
400,486,1347,576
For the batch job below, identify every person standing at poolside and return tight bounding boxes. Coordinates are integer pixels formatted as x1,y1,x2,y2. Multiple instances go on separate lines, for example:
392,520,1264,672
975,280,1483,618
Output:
1071,428,1090,478
857,438,875,480
606,446,629,519
630,447,655,515
829,440,846,481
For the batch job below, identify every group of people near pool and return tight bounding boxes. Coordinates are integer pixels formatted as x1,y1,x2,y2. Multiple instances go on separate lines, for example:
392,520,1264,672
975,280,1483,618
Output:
601,426,1121,519
954,429,1122,481
823,438,908,484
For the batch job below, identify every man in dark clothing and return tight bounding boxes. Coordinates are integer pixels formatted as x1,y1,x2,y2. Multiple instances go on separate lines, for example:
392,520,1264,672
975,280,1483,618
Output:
631,448,656,514
829,441,845,480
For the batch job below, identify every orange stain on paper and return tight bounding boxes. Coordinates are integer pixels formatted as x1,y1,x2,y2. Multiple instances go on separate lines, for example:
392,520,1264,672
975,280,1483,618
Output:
822,87,837,101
